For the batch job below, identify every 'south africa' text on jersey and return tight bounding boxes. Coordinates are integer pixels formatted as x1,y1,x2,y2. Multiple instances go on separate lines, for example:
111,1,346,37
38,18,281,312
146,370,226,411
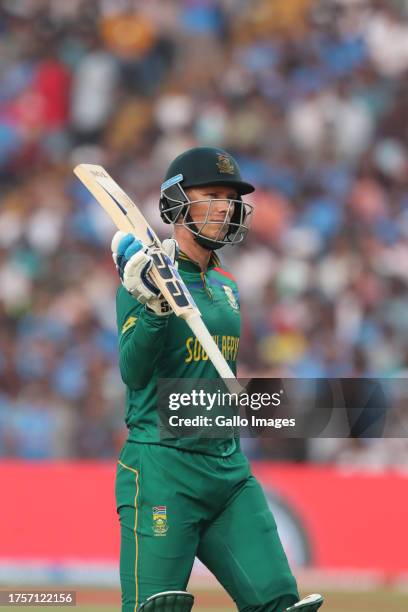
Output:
185,335,239,363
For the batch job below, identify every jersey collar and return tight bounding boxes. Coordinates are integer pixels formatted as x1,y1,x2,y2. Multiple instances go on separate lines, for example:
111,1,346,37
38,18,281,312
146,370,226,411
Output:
178,250,221,273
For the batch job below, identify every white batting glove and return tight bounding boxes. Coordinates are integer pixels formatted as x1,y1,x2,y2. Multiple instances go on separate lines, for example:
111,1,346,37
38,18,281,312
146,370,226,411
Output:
111,231,178,316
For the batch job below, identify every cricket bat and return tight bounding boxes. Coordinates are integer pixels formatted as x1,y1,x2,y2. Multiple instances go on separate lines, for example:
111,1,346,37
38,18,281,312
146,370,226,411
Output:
74,164,241,390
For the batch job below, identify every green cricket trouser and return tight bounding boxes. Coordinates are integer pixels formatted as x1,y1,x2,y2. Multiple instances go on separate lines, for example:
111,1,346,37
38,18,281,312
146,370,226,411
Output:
115,441,298,612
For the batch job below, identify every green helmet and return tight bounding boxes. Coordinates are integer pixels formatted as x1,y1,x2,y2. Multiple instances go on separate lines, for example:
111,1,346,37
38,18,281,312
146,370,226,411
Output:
160,146,255,250
162,146,255,195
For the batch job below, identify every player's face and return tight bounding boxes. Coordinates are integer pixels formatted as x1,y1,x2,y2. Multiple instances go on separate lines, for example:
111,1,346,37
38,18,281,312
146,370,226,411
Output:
184,185,238,241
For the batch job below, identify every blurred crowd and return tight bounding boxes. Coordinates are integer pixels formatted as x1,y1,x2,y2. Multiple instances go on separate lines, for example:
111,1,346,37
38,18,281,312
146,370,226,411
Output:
0,0,408,463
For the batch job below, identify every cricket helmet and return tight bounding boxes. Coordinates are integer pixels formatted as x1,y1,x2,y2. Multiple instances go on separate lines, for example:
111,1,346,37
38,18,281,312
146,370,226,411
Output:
159,146,255,250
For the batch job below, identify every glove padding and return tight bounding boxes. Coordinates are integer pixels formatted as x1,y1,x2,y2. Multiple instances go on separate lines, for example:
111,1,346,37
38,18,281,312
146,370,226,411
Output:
111,231,178,317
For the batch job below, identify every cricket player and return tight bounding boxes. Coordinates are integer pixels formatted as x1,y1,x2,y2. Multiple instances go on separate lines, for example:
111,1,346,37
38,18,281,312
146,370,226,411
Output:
112,147,324,612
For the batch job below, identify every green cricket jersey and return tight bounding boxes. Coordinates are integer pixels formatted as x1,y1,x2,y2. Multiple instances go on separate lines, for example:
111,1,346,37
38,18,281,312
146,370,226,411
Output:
116,251,241,457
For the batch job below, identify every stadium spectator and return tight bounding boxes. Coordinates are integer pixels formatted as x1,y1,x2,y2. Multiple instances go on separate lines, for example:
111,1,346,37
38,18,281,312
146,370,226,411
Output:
0,0,407,464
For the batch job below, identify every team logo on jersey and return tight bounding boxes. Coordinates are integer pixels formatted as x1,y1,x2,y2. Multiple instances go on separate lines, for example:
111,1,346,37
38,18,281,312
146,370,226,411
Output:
152,506,168,536
223,285,239,311
216,154,235,174
122,316,137,334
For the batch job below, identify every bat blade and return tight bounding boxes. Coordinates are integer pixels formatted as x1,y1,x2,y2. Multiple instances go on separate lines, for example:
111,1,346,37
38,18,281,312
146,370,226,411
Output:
74,164,159,245
74,163,238,381
74,163,197,314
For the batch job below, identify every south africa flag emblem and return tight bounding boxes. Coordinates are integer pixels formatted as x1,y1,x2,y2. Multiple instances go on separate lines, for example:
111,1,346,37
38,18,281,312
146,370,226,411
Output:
152,506,168,536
